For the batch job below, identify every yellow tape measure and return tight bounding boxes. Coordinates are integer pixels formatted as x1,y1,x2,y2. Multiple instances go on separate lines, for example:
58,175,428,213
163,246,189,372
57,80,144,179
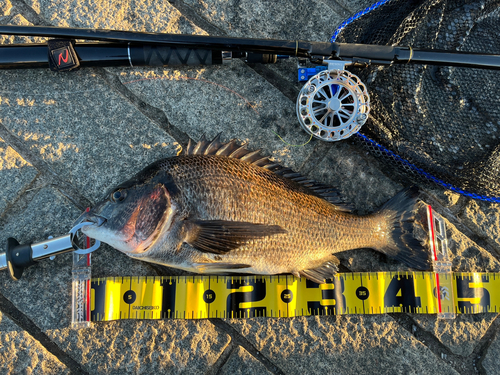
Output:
89,272,497,321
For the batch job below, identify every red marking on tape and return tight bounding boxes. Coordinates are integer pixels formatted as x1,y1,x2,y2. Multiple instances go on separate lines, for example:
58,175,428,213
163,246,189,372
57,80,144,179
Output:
85,207,91,321
428,205,437,261
436,273,442,313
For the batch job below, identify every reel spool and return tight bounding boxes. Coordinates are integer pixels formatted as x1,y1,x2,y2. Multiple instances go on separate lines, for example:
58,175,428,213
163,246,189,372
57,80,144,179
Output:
296,69,370,141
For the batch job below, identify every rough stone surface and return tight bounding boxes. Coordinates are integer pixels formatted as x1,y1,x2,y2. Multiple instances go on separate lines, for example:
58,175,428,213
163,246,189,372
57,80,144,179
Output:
413,314,497,357
46,320,231,374
0,187,231,373
229,316,460,374
446,216,500,273
219,346,272,375
0,69,179,203
23,0,40,14
0,0,12,17
34,0,205,34
0,14,47,44
483,327,500,375
0,312,69,374
0,136,38,215
334,0,380,14
112,65,314,171
308,141,401,214
462,200,500,251
182,0,346,41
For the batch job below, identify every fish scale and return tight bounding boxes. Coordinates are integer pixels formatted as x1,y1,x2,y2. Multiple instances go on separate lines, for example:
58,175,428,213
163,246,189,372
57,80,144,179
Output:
167,157,345,263
77,136,430,283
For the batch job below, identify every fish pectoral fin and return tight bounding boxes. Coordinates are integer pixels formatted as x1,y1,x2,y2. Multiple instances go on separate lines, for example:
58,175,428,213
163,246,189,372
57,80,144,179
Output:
299,260,339,284
192,262,252,273
185,220,286,254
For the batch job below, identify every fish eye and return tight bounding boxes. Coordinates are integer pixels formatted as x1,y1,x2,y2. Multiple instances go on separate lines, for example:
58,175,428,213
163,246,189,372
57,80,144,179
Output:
111,189,127,202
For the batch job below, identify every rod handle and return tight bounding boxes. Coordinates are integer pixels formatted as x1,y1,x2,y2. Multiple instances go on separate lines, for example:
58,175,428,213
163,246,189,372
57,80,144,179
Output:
129,45,223,66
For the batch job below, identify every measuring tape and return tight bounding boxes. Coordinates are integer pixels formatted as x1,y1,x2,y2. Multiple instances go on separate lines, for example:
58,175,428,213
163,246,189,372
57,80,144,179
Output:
87,272,496,321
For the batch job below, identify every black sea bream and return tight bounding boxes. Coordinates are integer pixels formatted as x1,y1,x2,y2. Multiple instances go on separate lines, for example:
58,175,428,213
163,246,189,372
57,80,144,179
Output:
77,135,429,283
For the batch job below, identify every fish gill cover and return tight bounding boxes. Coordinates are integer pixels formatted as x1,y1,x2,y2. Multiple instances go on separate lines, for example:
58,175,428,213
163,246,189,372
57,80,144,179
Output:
335,0,500,202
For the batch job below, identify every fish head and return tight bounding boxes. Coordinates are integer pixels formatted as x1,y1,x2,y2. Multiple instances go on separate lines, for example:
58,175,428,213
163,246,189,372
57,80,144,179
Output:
75,170,177,254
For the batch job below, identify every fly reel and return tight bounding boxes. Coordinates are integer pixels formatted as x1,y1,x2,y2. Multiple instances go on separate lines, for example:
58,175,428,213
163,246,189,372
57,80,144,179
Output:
296,69,370,141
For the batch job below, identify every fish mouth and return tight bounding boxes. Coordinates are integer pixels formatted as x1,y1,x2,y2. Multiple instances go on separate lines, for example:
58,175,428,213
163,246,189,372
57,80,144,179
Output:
73,211,107,228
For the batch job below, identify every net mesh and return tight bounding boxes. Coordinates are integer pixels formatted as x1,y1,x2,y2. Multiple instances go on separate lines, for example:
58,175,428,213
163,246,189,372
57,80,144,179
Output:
335,0,500,201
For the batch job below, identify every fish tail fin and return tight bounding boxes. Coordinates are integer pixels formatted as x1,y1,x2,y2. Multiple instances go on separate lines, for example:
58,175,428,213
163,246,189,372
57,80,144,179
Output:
374,186,430,270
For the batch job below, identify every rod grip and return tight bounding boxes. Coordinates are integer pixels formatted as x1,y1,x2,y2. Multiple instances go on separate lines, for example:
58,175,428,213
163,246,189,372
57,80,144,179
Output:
129,45,222,66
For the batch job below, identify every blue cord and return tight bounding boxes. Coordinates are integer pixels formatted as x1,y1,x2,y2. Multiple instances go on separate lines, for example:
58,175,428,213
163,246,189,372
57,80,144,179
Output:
355,133,500,203
331,0,394,42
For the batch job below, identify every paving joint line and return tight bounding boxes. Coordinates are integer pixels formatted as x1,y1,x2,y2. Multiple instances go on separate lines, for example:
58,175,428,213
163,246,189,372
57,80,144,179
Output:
390,313,479,374
204,340,236,375
210,319,286,375
297,140,333,175
0,122,91,211
245,63,302,104
167,0,226,35
4,4,498,374
168,0,301,107
472,313,500,374
11,0,52,25
0,1,92,212
0,291,90,375
95,68,190,149
0,14,16,25
339,250,460,369
453,195,471,215
453,198,500,257
457,210,500,259
0,171,41,223
319,0,352,17
12,1,192,165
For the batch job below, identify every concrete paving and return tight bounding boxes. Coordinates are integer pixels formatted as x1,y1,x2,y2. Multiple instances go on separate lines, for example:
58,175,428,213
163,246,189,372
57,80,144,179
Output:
0,0,499,374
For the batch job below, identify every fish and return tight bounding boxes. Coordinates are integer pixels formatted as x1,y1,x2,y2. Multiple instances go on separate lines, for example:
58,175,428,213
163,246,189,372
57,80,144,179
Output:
76,134,430,283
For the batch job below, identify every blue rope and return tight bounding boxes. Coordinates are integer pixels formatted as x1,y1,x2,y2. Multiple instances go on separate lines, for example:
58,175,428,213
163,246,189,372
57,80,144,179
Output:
331,0,394,42
355,133,500,203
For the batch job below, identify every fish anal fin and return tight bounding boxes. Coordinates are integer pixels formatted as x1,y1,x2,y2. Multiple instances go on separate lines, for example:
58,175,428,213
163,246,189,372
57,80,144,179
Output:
299,259,339,284
185,220,287,254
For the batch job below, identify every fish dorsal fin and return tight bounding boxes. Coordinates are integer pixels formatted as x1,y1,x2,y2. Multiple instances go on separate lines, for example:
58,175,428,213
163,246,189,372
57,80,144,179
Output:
183,135,353,211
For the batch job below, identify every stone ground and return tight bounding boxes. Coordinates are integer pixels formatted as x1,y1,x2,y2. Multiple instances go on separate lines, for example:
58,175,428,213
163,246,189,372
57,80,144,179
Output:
0,0,499,374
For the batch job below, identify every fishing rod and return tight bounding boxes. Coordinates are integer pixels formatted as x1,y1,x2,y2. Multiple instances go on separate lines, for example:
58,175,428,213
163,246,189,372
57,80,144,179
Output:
0,25,499,141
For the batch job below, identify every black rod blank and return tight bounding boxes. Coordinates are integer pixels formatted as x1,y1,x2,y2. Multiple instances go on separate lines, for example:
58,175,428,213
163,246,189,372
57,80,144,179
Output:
0,25,332,57
0,25,499,70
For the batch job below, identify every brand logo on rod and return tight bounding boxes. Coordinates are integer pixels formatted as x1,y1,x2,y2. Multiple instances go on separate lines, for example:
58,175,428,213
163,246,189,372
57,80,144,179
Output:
51,47,75,69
